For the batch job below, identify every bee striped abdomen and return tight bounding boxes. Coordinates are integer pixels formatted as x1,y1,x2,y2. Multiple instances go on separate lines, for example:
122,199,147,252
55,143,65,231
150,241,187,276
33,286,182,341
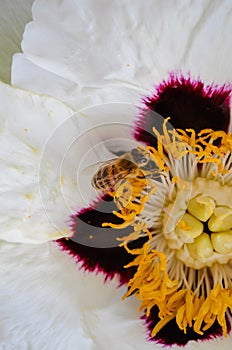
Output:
91,157,137,192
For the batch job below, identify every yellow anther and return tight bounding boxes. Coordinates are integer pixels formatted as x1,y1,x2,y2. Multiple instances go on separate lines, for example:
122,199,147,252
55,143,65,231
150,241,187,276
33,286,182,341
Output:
208,206,232,232
211,231,232,254
175,213,203,243
187,195,215,222
187,233,213,260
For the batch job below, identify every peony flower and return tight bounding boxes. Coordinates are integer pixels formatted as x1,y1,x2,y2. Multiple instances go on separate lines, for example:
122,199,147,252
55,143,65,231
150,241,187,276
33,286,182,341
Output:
1,0,232,349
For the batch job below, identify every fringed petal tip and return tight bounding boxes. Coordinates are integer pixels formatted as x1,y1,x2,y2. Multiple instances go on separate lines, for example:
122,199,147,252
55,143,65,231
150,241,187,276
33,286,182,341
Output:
134,73,231,146
56,194,146,286
142,306,232,347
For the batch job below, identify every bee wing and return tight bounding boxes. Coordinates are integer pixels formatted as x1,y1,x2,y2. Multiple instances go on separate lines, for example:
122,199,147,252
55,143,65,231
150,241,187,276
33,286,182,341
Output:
92,158,137,191
82,162,104,176
82,159,118,176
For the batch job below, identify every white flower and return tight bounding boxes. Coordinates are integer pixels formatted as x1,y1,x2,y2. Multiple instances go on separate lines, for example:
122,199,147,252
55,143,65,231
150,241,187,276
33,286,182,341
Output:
1,0,232,349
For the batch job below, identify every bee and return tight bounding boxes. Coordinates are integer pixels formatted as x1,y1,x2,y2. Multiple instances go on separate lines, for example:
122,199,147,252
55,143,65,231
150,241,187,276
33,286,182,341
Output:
91,146,158,192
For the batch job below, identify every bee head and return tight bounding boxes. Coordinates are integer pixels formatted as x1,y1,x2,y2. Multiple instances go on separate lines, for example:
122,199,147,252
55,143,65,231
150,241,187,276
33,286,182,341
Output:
131,148,149,166
131,147,157,173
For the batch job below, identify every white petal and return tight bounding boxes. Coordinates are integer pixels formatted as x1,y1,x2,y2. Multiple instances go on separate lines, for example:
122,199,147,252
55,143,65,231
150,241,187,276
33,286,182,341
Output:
0,82,74,243
12,0,232,108
0,241,137,350
1,241,155,350
1,241,232,350
0,82,141,243
12,54,145,110
39,102,142,224
0,0,34,83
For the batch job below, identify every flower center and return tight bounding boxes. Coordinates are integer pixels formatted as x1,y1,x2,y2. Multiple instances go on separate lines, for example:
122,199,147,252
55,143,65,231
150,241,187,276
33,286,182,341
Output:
92,119,232,338
164,177,232,269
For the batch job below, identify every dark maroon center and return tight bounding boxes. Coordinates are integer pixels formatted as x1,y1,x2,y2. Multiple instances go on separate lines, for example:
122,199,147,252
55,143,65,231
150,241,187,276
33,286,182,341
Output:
134,75,231,146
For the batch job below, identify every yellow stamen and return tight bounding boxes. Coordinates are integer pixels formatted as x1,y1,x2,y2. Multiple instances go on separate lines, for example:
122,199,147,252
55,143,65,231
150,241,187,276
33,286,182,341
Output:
123,242,231,337
151,314,176,338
